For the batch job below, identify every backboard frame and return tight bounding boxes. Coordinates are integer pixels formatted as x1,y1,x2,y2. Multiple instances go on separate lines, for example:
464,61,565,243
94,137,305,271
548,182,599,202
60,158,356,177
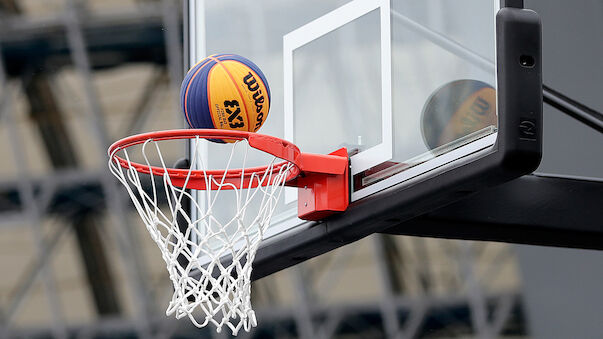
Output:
252,5,541,280
183,2,542,280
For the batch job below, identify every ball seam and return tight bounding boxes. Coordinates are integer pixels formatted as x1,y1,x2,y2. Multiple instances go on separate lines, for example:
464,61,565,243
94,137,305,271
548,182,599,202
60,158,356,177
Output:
207,56,252,131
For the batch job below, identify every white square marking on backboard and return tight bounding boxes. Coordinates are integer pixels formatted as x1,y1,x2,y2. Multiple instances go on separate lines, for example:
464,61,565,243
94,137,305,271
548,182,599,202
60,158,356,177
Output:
283,0,392,203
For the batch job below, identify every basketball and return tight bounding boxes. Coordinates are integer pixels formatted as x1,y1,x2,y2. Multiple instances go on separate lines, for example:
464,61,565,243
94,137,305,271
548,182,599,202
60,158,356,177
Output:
421,80,497,150
180,54,271,134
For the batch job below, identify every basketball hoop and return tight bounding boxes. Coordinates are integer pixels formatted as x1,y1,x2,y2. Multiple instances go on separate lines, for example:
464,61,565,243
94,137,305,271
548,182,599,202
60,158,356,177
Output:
107,129,348,335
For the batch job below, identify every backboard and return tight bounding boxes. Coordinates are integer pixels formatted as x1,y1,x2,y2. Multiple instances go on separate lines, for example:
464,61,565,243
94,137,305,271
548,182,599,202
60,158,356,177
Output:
185,0,542,278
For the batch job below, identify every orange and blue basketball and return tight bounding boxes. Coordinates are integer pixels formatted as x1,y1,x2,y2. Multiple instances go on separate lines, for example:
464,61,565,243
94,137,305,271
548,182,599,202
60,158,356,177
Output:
180,54,271,137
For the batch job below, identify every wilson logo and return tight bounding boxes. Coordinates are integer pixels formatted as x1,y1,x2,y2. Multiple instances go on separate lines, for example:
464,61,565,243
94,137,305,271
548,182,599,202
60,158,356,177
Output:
243,72,266,130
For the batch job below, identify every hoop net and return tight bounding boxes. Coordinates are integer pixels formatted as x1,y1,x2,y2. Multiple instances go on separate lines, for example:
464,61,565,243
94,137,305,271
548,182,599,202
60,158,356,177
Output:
108,133,296,335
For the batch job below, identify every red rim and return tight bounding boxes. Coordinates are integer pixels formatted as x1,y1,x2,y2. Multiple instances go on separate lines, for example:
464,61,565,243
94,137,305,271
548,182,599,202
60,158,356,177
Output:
108,129,302,190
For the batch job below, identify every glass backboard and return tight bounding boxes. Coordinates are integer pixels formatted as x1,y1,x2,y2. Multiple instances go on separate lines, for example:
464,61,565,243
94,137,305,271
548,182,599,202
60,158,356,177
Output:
187,0,504,262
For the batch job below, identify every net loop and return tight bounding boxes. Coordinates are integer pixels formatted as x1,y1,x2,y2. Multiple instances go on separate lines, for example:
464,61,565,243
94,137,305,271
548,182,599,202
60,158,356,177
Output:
108,133,295,335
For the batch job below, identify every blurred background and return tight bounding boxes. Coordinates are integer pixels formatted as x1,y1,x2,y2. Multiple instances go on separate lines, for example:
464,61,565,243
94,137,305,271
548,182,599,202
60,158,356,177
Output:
0,0,601,338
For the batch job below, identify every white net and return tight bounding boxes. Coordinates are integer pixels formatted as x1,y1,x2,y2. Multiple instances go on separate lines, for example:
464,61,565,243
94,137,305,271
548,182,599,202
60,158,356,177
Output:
108,136,294,335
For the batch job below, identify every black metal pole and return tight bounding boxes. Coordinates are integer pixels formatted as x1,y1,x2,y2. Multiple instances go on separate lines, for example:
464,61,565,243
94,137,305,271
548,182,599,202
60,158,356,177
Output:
543,85,603,133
